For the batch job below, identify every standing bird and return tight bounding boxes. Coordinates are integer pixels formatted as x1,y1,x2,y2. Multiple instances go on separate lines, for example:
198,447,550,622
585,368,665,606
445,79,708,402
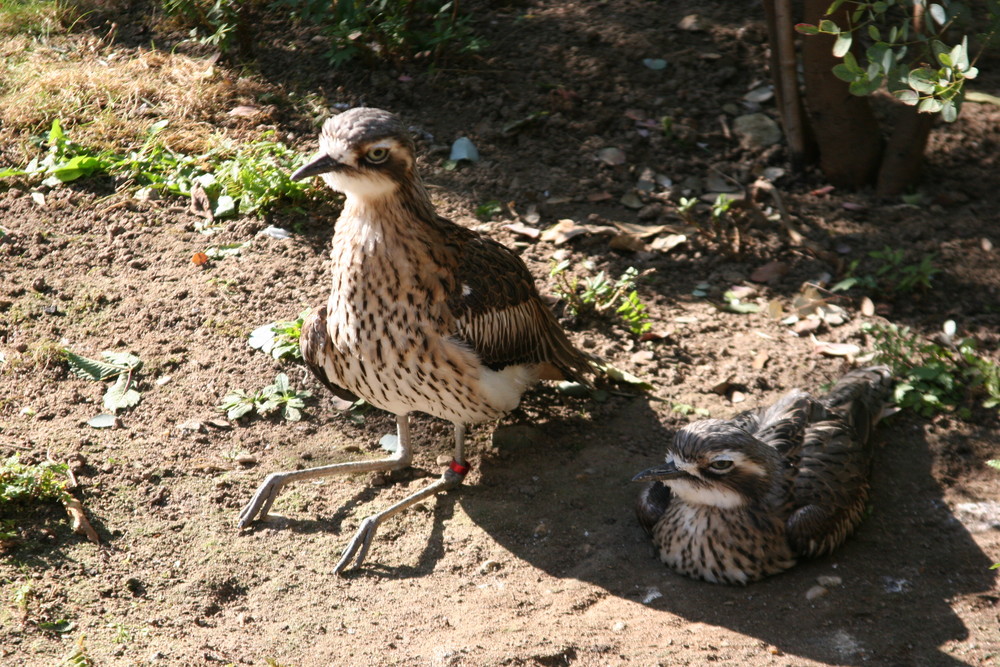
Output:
633,366,893,585
238,108,593,574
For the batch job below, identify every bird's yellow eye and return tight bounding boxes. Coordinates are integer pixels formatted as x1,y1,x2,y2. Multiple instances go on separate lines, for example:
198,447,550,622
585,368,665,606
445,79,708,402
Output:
365,147,390,164
708,460,733,472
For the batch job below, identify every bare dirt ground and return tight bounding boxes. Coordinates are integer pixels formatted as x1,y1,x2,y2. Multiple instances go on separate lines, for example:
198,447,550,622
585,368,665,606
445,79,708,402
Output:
2,1,999,665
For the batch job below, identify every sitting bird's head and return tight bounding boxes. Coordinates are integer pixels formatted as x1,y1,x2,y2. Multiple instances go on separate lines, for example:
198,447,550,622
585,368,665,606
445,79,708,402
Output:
632,420,783,509
291,107,420,201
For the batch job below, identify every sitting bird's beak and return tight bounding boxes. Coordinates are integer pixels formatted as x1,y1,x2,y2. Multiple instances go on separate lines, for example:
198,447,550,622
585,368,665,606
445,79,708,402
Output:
291,152,341,182
632,460,686,483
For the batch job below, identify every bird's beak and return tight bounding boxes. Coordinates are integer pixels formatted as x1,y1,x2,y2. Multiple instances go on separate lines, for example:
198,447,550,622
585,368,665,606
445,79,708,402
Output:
632,461,686,483
291,152,341,181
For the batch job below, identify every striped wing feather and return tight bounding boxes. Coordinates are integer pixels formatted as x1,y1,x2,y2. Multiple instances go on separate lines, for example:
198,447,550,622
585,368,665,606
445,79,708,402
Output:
444,227,592,384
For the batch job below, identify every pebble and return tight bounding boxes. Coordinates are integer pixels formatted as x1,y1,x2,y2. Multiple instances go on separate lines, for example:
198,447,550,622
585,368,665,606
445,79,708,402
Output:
612,621,627,633
234,454,257,466
805,585,829,601
479,559,502,574
436,455,452,466
817,575,842,587
533,521,550,538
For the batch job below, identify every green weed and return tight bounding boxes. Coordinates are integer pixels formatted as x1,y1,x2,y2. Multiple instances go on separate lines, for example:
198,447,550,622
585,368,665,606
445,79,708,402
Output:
1,119,313,218
219,373,311,422
0,455,71,506
551,262,652,335
248,310,309,361
866,321,1000,417
274,0,485,66
163,0,242,51
475,200,503,221
833,246,940,295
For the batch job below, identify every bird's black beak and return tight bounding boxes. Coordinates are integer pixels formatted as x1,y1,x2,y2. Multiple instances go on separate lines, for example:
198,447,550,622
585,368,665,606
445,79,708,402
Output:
291,152,341,182
632,461,686,483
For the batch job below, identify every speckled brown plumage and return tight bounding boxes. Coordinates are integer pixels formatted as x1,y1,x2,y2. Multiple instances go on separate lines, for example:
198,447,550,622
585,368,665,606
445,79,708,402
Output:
634,366,893,585
238,107,592,573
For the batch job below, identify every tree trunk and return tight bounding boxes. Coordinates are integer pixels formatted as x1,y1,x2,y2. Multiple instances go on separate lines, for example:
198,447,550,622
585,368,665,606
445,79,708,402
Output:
876,105,935,196
761,0,815,169
800,0,883,188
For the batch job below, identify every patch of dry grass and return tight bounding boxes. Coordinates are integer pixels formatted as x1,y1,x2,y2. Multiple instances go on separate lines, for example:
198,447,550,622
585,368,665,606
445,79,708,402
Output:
0,33,274,159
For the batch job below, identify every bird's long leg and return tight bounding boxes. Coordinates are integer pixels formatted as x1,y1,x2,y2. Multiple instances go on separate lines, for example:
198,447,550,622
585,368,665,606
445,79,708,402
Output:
332,421,471,575
237,414,415,529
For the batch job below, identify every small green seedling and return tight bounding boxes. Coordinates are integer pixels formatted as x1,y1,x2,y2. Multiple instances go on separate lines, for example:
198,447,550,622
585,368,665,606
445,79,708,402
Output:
65,349,143,413
219,373,312,422
248,309,310,361
551,262,652,335
833,246,939,295
475,200,503,220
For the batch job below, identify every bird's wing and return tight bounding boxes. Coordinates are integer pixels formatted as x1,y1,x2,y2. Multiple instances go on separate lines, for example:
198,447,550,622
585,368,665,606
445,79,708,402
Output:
446,230,592,384
787,366,892,556
749,389,813,457
636,481,673,536
299,306,360,404
786,419,873,556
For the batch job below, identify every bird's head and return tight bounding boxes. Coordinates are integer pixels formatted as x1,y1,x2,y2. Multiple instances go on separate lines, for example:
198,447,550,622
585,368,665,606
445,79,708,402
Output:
291,107,419,201
632,420,781,509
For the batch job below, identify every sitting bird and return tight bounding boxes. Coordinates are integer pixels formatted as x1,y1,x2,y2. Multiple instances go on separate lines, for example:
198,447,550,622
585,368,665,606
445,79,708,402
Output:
633,366,893,585
238,107,593,574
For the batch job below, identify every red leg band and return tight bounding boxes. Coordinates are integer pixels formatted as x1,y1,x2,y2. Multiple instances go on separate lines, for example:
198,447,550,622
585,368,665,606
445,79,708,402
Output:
449,459,471,477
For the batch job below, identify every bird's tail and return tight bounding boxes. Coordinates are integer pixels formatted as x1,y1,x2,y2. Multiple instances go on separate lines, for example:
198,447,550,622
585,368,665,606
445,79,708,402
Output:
820,365,894,444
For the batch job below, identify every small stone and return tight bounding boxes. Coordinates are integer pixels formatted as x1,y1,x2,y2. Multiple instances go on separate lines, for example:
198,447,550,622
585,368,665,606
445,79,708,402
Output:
479,559,502,574
436,455,452,466
177,420,205,433
817,575,842,587
733,113,782,150
533,521,550,538
805,585,829,601
371,474,388,487
234,454,257,466
611,621,627,633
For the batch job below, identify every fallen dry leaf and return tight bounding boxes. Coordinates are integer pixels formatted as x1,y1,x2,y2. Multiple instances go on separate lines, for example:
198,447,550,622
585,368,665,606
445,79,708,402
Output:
650,234,687,252
503,222,541,239
191,252,210,266
540,219,589,245
608,233,646,252
810,336,860,357
190,181,213,221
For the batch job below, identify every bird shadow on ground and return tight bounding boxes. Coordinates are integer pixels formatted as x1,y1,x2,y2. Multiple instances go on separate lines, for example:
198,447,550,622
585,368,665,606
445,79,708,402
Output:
457,396,996,666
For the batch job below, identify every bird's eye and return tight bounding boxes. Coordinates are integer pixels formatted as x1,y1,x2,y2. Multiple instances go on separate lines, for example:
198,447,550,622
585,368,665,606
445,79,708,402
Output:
365,147,390,164
708,460,733,472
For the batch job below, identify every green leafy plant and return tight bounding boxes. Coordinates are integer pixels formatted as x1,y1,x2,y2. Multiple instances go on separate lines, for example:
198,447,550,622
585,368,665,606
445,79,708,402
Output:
65,350,143,413
163,0,242,51
0,455,72,545
833,246,939,294
866,320,1000,417
675,193,751,254
248,310,310,361
1,120,313,218
796,0,1000,122
273,0,485,66
0,455,71,506
475,199,502,220
219,373,312,422
551,263,652,335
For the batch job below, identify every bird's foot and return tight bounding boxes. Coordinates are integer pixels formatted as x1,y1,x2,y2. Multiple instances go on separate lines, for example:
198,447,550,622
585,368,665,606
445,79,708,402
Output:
333,515,380,575
331,460,471,575
237,473,287,529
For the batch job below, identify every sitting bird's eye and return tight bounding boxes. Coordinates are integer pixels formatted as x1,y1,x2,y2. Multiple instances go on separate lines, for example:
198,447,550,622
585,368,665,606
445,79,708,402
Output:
708,460,733,472
365,147,390,164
